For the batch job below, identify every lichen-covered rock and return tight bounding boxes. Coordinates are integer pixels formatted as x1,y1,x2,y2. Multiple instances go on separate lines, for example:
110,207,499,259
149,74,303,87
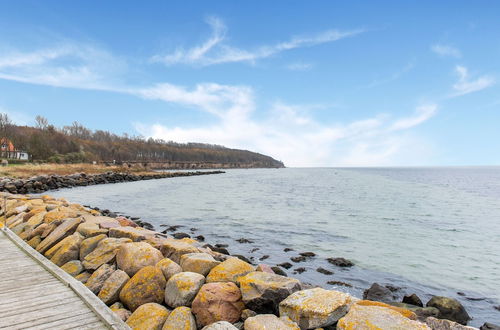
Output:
116,242,164,277
109,226,156,242
97,269,130,305
113,308,132,322
79,234,107,260
36,217,82,254
44,208,77,223
337,303,430,330
61,260,84,276
156,258,183,281
239,271,301,314
164,272,205,308
355,300,417,319
27,235,41,248
244,314,300,330
180,252,220,276
255,264,274,274
162,306,197,330
126,302,170,330
201,321,239,330
279,288,352,329
82,237,132,270
85,263,116,294
206,257,254,284
160,239,200,263
241,309,257,321
45,233,83,266
116,216,138,227
119,265,166,311
191,282,245,326
76,222,108,237
389,302,439,321
425,317,477,330
75,271,91,284
426,296,471,325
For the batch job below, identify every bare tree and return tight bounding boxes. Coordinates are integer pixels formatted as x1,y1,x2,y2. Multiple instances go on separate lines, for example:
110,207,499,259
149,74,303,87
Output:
35,115,49,130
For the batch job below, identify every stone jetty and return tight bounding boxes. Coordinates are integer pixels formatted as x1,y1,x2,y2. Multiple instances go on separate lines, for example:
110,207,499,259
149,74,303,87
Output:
1,192,485,329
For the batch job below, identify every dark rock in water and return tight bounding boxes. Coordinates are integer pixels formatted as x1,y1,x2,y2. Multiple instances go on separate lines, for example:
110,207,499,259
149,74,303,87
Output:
259,255,269,261
290,256,306,263
195,235,205,242
173,232,191,239
161,229,168,234
233,254,253,264
299,252,316,257
278,262,292,269
215,243,229,248
363,283,395,303
134,220,154,231
235,238,254,244
203,244,229,255
465,296,486,301
327,281,352,288
271,266,287,276
190,228,198,232
326,257,354,267
130,217,140,220
402,293,423,307
316,267,334,275
495,305,500,311
481,322,500,330
293,267,306,274
457,292,466,296
250,248,260,253
390,302,439,321
163,225,183,232
283,248,294,252
385,284,400,292
426,296,471,325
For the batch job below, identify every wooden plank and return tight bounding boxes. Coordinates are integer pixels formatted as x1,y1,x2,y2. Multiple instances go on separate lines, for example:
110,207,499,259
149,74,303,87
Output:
29,312,104,330
2,296,82,317
0,285,69,305
1,309,101,329
1,291,78,312
0,277,58,292
0,281,64,299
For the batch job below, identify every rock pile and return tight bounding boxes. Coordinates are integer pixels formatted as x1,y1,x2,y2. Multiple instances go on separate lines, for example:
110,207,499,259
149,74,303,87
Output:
1,192,488,330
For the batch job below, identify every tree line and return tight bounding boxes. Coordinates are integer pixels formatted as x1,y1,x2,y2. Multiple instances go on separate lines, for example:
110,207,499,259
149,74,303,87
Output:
0,114,284,167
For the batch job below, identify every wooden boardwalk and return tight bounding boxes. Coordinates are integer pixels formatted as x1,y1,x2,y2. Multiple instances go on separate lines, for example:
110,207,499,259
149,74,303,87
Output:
0,227,129,330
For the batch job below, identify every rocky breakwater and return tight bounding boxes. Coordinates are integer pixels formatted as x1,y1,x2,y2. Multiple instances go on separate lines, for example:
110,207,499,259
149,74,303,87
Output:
1,193,494,330
0,170,224,194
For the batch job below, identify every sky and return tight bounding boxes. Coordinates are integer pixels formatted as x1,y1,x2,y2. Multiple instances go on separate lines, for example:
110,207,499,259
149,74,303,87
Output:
0,1,499,167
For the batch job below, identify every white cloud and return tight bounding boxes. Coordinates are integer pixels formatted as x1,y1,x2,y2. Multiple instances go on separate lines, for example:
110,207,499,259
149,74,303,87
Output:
452,65,495,96
286,62,314,71
390,104,437,130
431,44,461,58
152,17,363,66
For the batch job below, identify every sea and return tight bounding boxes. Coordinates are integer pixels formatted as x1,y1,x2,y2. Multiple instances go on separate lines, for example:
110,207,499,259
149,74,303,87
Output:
48,167,500,326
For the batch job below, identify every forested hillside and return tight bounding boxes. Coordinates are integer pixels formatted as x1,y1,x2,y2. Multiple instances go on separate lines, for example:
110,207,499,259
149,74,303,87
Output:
0,114,284,167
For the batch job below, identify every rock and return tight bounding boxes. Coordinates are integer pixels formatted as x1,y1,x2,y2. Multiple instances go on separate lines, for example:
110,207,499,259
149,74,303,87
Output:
235,238,253,244
126,302,170,330
293,267,306,274
206,257,254,284
119,265,166,311
116,242,163,277
43,209,76,224
241,309,257,321
97,269,130,305
355,300,417,319
326,257,354,267
363,283,395,303
27,235,41,248
291,256,306,262
337,302,429,330
239,271,301,314
271,266,287,276
174,232,191,239
316,267,334,275
299,252,316,257
426,317,477,330
75,271,91,284
279,288,352,329
85,263,116,294
244,314,300,330
481,323,500,330
109,226,156,242
255,264,274,274
113,308,132,322
180,252,221,276
164,271,205,308
36,217,82,254
116,216,138,227
76,222,108,237
162,306,197,330
46,233,83,266
259,255,269,261
201,321,239,330
79,234,107,260
278,262,293,269
389,302,439,321
426,296,471,325
191,282,245,326
404,293,424,307
82,237,132,270
156,258,183,281
160,239,200,263
233,254,253,264
60,260,84,276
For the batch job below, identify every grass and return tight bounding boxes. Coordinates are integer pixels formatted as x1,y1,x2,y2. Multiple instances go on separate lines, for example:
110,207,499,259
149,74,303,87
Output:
0,163,160,179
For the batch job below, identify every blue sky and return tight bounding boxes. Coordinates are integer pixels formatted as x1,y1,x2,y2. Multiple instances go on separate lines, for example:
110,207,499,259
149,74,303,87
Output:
0,1,499,166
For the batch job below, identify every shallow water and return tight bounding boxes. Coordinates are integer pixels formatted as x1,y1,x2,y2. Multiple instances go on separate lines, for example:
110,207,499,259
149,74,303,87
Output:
48,167,500,325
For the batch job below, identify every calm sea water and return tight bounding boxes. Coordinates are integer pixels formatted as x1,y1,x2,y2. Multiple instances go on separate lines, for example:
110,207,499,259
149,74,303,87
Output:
48,167,500,325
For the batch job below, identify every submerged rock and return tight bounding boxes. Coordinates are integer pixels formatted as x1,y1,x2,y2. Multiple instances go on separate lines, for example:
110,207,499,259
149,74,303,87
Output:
316,267,334,275
327,257,354,267
426,296,471,325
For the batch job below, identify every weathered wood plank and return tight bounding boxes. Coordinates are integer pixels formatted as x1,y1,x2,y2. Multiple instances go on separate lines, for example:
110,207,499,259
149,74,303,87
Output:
29,311,103,330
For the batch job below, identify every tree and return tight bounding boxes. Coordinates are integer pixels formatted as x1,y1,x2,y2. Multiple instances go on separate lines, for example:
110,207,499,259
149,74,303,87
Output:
35,115,49,130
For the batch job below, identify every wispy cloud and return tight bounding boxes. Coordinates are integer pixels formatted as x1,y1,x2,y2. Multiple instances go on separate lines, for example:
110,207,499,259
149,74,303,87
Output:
286,62,314,71
431,44,462,58
390,104,437,130
363,61,415,88
151,16,364,66
451,65,495,96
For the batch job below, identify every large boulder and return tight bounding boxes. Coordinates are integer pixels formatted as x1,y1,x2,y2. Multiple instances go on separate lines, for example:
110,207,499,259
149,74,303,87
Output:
116,242,163,277
354,300,417,320
279,288,352,329
85,263,116,294
337,303,429,330
389,302,439,321
97,269,130,305
156,258,182,281
239,271,301,314
45,233,83,266
363,283,396,303
36,217,82,254
61,260,84,276
201,321,239,330
180,252,220,276
76,222,108,237
426,296,471,325
160,239,200,263
109,226,156,242
426,317,477,330
126,302,170,330
206,257,254,284
162,306,197,330
164,272,205,308
79,234,107,260
191,282,245,326
119,265,166,311
82,237,132,270
244,314,300,330
43,208,78,224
